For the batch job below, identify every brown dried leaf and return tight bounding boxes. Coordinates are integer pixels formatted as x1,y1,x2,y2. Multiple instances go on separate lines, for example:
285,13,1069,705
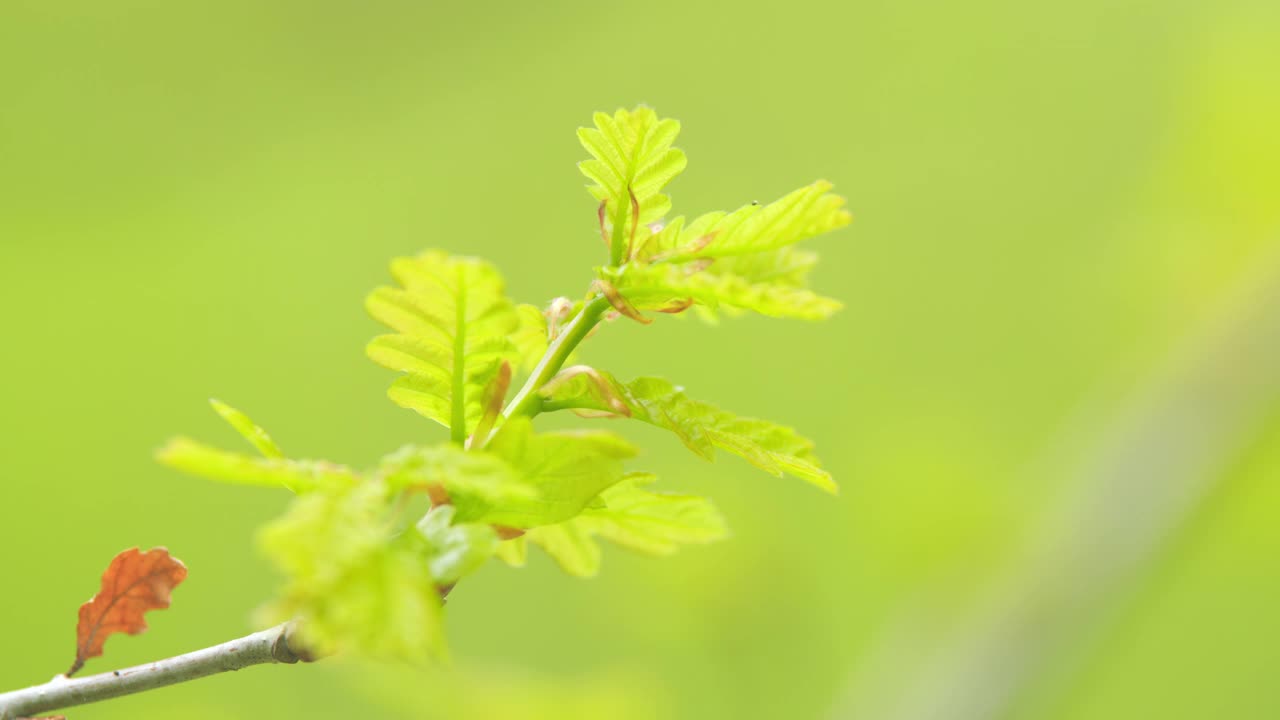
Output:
68,547,188,676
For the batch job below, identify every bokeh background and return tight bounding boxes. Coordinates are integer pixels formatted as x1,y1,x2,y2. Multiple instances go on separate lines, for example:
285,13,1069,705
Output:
3,1,1279,718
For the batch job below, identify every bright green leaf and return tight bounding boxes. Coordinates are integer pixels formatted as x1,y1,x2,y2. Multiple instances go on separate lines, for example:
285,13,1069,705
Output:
598,263,842,320
416,505,499,585
258,479,445,662
614,180,849,321
380,428,636,530
641,181,850,261
579,107,687,262
367,251,521,441
482,417,637,528
581,473,728,554
526,521,601,577
539,371,836,493
527,473,728,577
511,303,550,373
494,536,528,567
209,399,284,459
378,444,535,522
156,437,358,493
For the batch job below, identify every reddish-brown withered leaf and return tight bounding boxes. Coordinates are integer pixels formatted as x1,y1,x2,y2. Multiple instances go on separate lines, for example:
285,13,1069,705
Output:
68,547,188,676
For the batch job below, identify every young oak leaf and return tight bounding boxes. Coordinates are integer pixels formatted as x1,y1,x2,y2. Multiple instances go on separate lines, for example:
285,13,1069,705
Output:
539,369,836,493
641,181,850,262
390,419,637,532
377,443,535,521
526,474,729,577
258,480,447,662
366,251,522,442
493,535,529,567
510,303,551,373
156,437,358,493
69,547,188,676
579,107,686,262
209,399,284,459
415,505,500,586
615,181,850,320
597,262,842,320
480,417,638,528
158,401,354,493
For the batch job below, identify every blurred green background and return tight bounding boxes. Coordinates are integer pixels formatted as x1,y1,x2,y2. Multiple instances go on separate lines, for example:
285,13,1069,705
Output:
2,0,1279,718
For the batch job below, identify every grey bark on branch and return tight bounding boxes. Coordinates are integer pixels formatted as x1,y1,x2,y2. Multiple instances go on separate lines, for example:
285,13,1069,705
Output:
0,623,312,720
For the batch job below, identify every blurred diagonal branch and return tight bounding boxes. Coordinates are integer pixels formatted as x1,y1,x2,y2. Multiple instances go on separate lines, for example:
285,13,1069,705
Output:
832,253,1280,720
0,623,309,720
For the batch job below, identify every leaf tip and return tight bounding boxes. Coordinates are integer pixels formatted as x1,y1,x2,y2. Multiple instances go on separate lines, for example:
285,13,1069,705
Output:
809,472,839,495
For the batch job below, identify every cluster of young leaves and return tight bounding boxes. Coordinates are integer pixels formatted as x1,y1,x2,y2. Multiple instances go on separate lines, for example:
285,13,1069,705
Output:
581,107,850,321
157,107,848,662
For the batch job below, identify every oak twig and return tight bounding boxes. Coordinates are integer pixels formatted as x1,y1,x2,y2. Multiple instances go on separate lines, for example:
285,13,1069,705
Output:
0,623,310,720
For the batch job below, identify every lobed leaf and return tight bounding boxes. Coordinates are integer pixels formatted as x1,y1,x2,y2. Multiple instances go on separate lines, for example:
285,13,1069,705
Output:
526,474,728,577
157,437,358,493
614,180,850,321
379,429,637,531
366,251,521,439
378,444,534,523
258,479,447,662
510,303,551,373
581,474,728,554
209,399,284,459
480,417,638,528
416,506,500,586
578,107,687,256
539,370,836,493
598,263,842,320
525,522,599,577
494,535,529,567
69,548,188,676
641,181,850,261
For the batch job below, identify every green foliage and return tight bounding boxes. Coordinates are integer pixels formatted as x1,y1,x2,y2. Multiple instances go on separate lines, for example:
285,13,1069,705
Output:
257,478,447,661
578,107,687,265
614,180,851,321
416,506,500,586
482,418,637,527
578,113,848,322
209,398,284,459
640,181,850,261
366,251,522,443
511,303,552,372
157,437,358,493
597,262,842,320
539,370,835,493
526,473,729,577
378,443,533,521
160,106,848,662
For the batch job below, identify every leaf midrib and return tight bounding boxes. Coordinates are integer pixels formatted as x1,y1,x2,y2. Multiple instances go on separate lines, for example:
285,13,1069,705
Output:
451,265,468,444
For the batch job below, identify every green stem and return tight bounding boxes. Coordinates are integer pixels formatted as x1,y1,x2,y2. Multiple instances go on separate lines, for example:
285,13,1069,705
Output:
499,295,611,427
